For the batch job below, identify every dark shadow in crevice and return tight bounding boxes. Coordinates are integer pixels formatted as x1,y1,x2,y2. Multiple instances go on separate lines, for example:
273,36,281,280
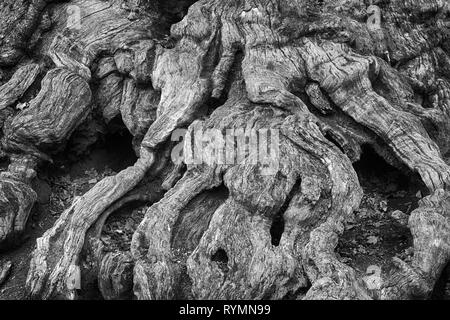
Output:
102,117,138,170
0,157,10,172
204,48,245,118
155,0,198,25
270,213,285,247
353,144,411,189
199,28,222,79
282,281,312,300
353,144,426,214
56,116,137,175
271,179,301,247
432,262,450,300
323,130,346,155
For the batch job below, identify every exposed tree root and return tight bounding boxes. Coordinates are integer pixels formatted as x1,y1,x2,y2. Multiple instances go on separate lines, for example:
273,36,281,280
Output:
26,149,154,299
0,0,448,300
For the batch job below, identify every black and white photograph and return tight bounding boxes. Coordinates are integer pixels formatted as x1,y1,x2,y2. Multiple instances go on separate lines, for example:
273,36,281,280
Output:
0,0,449,310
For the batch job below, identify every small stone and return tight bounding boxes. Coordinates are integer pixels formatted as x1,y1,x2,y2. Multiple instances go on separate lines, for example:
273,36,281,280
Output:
390,210,409,226
379,200,388,212
416,190,422,199
114,51,134,75
367,235,379,245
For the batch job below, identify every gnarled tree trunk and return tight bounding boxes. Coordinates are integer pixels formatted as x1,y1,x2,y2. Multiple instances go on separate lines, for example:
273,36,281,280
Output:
0,0,449,300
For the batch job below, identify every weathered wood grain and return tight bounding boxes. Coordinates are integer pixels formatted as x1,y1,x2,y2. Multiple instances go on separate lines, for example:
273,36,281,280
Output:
0,63,40,110
0,0,446,300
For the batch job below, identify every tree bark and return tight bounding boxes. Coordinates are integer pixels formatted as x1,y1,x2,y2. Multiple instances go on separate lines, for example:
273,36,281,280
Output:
0,0,449,300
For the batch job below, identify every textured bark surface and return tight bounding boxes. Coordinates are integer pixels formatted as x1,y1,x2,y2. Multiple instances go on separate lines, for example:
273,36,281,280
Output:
0,0,449,300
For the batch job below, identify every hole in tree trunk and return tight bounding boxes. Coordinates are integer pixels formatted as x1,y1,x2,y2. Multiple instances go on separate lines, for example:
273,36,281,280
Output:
102,117,138,170
211,248,229,273
62,116,137,174
353,144,425,214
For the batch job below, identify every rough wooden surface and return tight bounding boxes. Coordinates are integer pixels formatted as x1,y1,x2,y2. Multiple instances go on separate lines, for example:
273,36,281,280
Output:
0,260,12,286
0,0,448,300
0,155,38,250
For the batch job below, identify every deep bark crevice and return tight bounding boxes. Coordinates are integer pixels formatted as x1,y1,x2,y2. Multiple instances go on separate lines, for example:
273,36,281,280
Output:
270,213,284,247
